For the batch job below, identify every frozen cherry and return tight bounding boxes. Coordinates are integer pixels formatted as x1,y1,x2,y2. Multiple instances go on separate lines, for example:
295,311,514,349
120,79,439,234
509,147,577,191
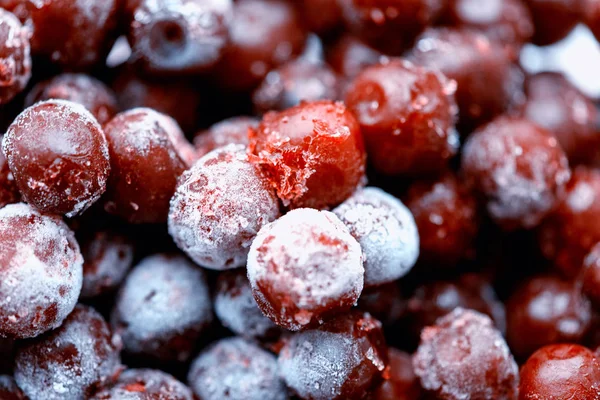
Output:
538,167,600,278
461,116,570,230
249,100,366,209
521,72,600,165
112,67,202,133
214,269,279,339
0,9,31,105
413,308,519,400
252,59,340,114
91,369,194,400
371,348,421,400
188,337,287,400
524,0,583,45
0,203,82,339
26,73,118,125
1,0,119,69
333,187,419,287
169,144,280,270
194,116,257,158
327,34,382,79
582,243,600,308
79,230,134,299
128,0,232,75
111,254,212,363
214,0,306,91
247,208,364,331
444,0,534,47
357,282,406,326
103,108,195,224
338,0,445,54
406,274,507,338
409,28,524,132
0,146,20,208
14,305,122,400
3,99,110,217
519,344,600,400
404,171,479,267
506,274,592,359
278,311,388,400
345,59,458,176
0,375,26,400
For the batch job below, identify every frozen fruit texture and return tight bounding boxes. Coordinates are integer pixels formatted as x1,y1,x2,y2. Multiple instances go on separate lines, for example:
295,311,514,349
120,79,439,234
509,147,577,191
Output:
188,337,287,400
249,100,366,209
27,73,118,125
214,269,279,339
103,108,195,224
0,375,26,399
0,203,82,339
333,187,419,287
345,58,459,176
357,282,406,326
538,167,600,278
413,308,519,400
278,311,388,400
519,344,600,400
169,144,280,270
194,116,258,158
0,9,31,105
3,99,110,217
111,254,212,363
91,369,194,400
372,348,421,400
461,116,570,230
247,208,364,331
14,305,122,400
0,145,20,208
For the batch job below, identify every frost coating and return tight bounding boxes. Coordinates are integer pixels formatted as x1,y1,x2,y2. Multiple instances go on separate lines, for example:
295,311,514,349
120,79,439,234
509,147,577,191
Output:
413,308,519,400
188,337,287,400
111,254,213,362
15,305,122,400
333,187,419,286
247,208,364,331
169,144,280,270
0,203,82,339
0,8,31,104
91,369,194,400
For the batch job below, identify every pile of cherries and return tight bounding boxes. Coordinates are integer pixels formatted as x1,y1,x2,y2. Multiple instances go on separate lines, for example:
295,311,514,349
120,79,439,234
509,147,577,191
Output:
2,0,600,399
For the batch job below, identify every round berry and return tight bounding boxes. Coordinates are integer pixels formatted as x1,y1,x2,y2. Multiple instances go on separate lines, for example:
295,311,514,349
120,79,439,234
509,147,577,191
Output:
169,144,280,270
461,116,570,230
247,208,364,331
14,305,122,400
345,59,458,176
128,0,232,75
27,73,118,125
372,349,421,400
3,99,110,217
194,116,257,158
252,59,340,114
214,0,306,91
0,375,26,400
333,187,419,287
582,243,600,308
214,269,279,339
103,108,195,224
409,28,524,132
2,0,119,68
524,0,583,45
413,308,519,400
519,344,600,400
521,72,600,165
249,100,366,209
111,254,212,363
538,167,600,278
79,230,134,299
506,274,592,359
338,0,445,54
0,9,31,104
404,171,479,267
91,369,194,400
0,203,82,339
278,311,388,400
188,337,287,400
